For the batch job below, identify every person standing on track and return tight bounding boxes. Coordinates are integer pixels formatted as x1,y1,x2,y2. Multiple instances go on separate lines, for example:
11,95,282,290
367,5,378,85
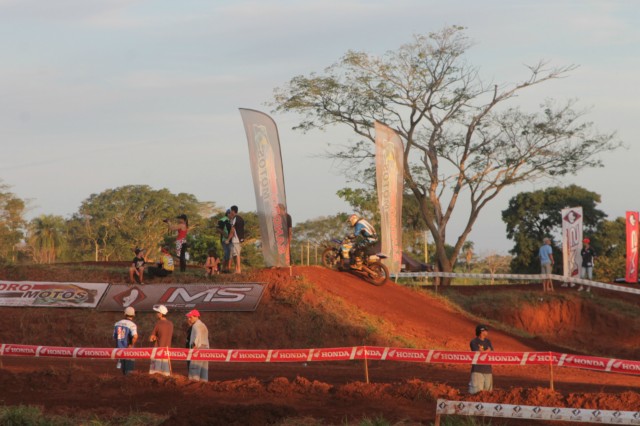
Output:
578,238,597,292
186,309,210,382
539,237,555,292
226,206,245,274
113,306,138,376
469,324,494,394
165,214,189,272
149,304,174,376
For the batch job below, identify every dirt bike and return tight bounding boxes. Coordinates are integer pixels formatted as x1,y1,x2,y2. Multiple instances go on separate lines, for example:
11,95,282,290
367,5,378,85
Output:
321,238,389,286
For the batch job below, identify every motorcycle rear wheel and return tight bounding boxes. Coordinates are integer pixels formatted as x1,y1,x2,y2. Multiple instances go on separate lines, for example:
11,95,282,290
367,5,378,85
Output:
363,261,389,286
321,248,340,269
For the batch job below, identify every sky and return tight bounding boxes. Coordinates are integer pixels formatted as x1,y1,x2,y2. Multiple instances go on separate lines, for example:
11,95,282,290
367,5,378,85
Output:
1,0,638,255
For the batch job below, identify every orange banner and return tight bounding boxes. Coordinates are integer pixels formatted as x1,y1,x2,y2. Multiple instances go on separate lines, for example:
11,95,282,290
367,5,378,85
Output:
375,122,404,274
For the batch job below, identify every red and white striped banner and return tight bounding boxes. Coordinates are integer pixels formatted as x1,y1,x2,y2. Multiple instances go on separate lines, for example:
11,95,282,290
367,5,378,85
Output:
1,344,639,375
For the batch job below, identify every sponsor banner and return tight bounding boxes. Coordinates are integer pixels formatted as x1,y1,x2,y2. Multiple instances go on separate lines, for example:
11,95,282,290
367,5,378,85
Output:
0,281,109,308
561,207,583,278
240,108,290,267
153,348,189,361
75,348,115,359
230,349,270,363
375,121,404,275
97,283,265,312
436,399,640,424
558,354,611,372
524,352,561,365
38,346,76,358
476,352,526,366
431,350,475,364
311,347,357,362
385,348,430,363
354,346,387,361
190,349,230,362
269,349,312,363
3,344,39,357
626,212,639,284
610,359,640,375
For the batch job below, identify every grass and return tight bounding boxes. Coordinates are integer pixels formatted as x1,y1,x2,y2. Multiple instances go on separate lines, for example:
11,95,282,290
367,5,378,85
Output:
0,405,167,426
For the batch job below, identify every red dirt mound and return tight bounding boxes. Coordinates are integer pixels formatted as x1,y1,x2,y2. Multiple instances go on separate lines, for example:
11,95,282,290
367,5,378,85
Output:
0,264,639,425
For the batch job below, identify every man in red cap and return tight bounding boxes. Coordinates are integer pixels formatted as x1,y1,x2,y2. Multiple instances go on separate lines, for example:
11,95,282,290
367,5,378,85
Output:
186,309,209,381
579,238,597,292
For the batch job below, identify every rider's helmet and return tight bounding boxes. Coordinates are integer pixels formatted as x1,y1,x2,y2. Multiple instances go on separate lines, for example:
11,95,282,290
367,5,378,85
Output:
348,214,359,227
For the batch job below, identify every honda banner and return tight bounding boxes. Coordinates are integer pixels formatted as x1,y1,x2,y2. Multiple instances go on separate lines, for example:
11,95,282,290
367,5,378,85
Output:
561,207,583,277
0,281,108,308
240,109,290,267
375,121,404,274
626,211,639,283
97,283,265,312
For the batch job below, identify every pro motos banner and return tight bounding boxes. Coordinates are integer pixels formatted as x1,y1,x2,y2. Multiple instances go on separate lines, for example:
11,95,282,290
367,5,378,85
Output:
626,211,639,283
375,121,404,274
561,207,583,277
0,281,108,308
239,109,290,267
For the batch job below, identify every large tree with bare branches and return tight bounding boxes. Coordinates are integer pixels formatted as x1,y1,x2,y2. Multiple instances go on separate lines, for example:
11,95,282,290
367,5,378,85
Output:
273,26,620,282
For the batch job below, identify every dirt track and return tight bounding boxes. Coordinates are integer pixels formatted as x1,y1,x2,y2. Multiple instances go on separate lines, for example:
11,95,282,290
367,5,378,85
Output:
1,265,639,425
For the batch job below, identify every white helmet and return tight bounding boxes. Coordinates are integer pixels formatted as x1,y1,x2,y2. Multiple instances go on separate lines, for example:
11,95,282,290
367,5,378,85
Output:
348,214,359,226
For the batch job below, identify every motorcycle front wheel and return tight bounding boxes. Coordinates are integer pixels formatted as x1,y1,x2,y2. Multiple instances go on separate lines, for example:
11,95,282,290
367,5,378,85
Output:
321,248,340,269
363,261,389,286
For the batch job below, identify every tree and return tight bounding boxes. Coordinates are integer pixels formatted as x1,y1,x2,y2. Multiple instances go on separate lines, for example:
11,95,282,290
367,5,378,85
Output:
502,185,607,273
0,181,26,263
480,252,512,285
273,26,620,283
28,215,67,264
72,185,204,261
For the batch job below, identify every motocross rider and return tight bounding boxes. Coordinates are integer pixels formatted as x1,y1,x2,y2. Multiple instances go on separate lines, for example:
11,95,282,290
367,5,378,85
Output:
347,214,378,270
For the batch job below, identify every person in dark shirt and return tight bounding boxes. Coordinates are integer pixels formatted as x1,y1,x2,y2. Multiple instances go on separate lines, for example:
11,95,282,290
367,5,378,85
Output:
469,324,494,394
578,238,597,292
149,304,174,376
128,248,145,285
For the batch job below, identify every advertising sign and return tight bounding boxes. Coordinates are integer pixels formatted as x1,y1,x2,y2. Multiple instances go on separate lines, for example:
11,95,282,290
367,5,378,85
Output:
561,207,583,277
97,283,265,312
0,281,109,308
626,211,639,283
375,121,404,274
240,108,290,267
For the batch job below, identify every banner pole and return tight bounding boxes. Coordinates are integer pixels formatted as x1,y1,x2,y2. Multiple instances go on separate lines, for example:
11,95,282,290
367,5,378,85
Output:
167,346,172,376
363,346,370,384
549,351,554,391
434,414,441,426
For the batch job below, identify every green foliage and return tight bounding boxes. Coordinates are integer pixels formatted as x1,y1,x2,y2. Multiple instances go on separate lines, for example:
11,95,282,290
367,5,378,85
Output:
273,26,621,278
27,215,67,263
0,181,27,263
0,405,166,426
502,185,606,273
435,416,493,426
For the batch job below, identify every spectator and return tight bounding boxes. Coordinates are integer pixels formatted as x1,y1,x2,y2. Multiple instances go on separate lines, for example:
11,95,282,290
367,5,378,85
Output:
113,306,138,375
204,250,220,277
149,304,174,376
186,309,210,382
578,238,597,292
539,237,554,292
278,203,292,264
226,206,245,274
147,246,175,279
217,209,232,272
165,214,189,272
128,248,145,285
469,324,494,394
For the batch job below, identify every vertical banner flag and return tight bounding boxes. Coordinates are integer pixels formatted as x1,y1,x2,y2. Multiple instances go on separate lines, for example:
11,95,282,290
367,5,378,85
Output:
375,121,404,274
239,109,290,267
626,211,639,283
561,207,583,277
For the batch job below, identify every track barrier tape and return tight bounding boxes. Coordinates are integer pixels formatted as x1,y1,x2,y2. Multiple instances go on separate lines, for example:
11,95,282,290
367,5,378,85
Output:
1,344,638,376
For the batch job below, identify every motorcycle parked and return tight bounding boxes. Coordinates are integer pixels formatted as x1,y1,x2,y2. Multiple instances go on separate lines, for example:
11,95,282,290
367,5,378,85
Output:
321,238,389,286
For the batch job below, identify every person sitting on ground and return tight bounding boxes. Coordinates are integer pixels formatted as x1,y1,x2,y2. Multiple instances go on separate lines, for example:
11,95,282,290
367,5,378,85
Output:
204,250,220,277
129,248,145,285
147,246,175,279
